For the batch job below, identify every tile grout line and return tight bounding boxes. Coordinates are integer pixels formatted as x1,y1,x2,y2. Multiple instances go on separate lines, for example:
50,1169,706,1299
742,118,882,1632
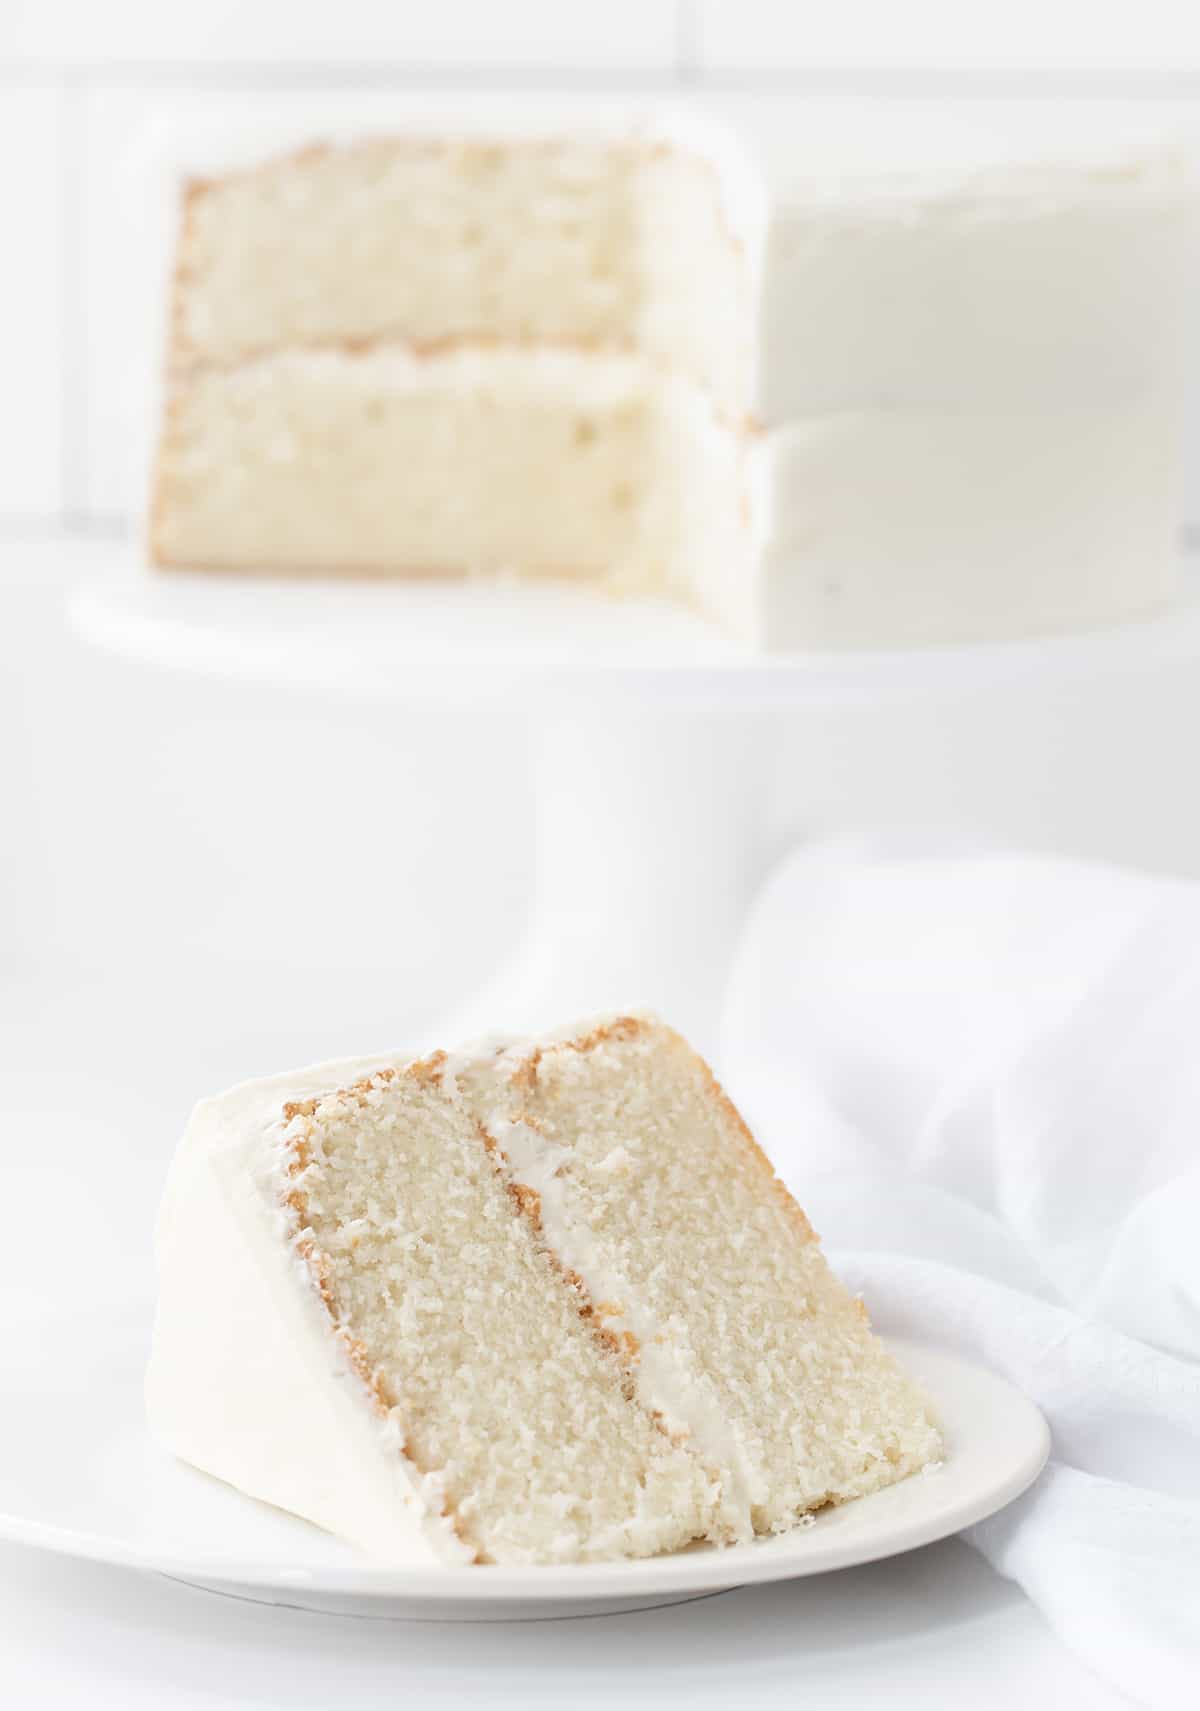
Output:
6,62,1200,95
1,64,682,91
57,71,89,530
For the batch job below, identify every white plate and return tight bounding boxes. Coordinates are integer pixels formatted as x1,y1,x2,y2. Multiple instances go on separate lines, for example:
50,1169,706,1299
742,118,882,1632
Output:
0,1302,1048,1620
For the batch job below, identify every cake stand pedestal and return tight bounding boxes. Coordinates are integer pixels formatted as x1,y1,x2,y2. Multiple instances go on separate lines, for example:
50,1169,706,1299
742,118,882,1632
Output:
70,564,1200,1053
443,697,775,1045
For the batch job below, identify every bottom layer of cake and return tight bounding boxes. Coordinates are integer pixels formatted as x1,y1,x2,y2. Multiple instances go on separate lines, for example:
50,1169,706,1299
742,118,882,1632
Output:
151,342,1181,649
151,345,749,623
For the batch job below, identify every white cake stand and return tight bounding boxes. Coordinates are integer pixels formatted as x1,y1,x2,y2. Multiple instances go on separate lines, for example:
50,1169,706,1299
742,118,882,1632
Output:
70,562,1200,1051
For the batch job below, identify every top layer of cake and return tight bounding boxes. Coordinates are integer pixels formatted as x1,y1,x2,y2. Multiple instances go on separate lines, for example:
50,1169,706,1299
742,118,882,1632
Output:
174,139,749,405
160,95,1194,420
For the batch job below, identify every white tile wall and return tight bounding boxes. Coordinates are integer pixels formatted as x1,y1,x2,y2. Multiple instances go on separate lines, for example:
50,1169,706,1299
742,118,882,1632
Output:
0,87,64,520
695,1,1200,73
80,86,163,526
11,1,680,70
7,0,1200,527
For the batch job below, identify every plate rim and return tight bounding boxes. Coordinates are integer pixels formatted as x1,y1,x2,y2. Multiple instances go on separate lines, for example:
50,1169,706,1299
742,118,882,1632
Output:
0,1331,1049,1603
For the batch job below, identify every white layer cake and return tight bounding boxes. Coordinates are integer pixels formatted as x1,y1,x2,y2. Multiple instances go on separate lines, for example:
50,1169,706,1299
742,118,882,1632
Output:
150,102,1194,647
146,1014,942,1565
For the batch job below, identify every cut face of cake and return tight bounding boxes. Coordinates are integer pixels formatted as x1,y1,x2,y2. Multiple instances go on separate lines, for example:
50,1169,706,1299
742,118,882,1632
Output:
152,134,755,630
146,1014,942,1565
149,107,1192,647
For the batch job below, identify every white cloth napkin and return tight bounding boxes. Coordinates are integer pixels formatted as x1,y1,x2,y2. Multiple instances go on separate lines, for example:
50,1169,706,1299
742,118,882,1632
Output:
721,845,1200,1708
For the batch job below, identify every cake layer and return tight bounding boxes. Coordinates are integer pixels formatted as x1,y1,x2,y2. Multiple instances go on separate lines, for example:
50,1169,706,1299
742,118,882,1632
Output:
171,136,748,406
151,344,751,622
154,346,660,579
168,124,1191,425
146,1052,475,1566
152,340,1180,646
148,1045,720,1566
455,1018,942,1535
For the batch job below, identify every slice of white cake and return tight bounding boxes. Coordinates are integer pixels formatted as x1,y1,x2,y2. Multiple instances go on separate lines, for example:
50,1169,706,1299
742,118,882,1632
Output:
146,1014,941,1565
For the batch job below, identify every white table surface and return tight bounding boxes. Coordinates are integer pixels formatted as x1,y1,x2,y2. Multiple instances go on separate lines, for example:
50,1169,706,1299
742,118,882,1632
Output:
0,536,1150,1706
0,1533,1127,1710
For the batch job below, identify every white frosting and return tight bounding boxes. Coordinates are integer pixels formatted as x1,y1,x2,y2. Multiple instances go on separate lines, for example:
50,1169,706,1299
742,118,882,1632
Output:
230,343,658,405
145,1049,473,1567
752,161,1192,420
747,400,1182,648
